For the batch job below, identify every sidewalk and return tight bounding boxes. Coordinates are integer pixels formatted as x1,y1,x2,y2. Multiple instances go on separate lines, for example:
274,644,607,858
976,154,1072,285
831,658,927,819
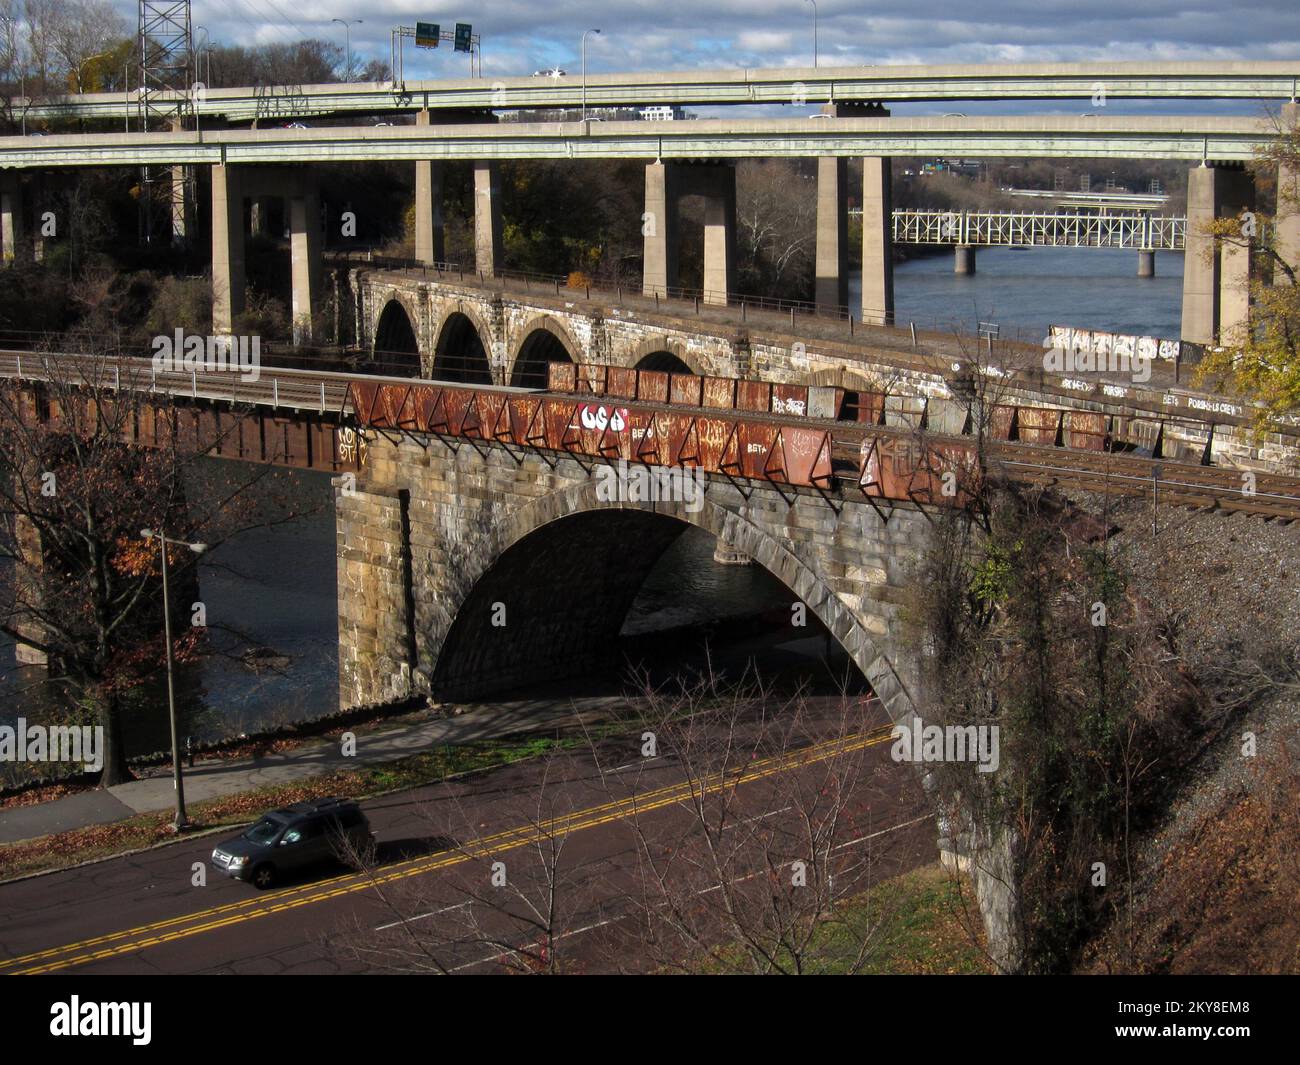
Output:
0,696,621,846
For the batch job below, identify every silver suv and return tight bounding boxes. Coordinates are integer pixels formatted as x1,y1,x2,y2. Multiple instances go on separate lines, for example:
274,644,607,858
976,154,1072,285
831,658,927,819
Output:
211,797,375,890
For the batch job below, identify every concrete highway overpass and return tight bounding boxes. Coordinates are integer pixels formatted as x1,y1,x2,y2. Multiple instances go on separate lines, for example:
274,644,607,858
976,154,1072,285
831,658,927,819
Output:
14,60,1300,123
0,115,1273,167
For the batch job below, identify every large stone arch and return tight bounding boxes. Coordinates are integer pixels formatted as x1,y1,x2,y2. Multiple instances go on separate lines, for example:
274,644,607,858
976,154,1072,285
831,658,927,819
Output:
424,477,917,726
630,335,701,375
509,315,581,388
431,307,495,384
372,296,422,376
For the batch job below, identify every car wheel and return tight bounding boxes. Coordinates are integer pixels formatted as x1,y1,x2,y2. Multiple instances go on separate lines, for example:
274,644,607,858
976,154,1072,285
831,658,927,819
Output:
252,864,276,890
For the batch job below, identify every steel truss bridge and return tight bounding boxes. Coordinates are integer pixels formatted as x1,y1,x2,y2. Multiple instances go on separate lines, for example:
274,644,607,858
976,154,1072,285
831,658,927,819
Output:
892,210,1187,250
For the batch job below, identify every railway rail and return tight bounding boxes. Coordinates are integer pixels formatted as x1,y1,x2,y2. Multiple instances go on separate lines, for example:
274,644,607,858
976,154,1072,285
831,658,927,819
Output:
2,349,1298,521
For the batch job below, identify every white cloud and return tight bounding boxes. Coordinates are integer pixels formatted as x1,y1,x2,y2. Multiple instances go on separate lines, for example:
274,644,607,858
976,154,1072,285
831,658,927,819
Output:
118,0,1299,81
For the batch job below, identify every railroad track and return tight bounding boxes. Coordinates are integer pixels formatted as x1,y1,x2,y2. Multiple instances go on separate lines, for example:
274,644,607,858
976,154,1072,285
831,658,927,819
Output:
3,349,1299,522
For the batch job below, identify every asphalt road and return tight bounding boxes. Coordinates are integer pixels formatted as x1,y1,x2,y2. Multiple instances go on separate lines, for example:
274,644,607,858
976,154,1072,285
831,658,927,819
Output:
0,697,932,975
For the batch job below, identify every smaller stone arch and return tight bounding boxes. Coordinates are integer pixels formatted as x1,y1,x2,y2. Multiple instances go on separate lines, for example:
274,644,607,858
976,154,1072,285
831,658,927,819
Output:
371,295,422,376
631,335,702,375
431,304,496,384
510,315,582,388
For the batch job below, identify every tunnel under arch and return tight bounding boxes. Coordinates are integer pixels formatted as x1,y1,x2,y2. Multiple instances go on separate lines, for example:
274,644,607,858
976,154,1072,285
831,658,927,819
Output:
432,311,494,384
635,350,695,375
425,489,909,720
511,323,577,389
373,299,421,376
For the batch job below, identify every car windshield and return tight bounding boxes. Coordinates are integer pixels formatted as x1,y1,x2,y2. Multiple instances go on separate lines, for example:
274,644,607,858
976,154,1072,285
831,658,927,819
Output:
242,817,285,844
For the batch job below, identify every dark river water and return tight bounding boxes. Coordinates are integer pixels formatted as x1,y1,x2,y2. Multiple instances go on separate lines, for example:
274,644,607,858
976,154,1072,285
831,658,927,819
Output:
1,245,1185,766
853,245,1185,344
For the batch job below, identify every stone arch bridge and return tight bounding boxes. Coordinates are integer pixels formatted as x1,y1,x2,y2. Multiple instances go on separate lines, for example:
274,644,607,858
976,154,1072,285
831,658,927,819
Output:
335,406,931,729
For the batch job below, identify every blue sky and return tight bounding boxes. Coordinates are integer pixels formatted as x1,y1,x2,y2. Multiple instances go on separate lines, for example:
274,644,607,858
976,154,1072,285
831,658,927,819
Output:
116,1,1300,115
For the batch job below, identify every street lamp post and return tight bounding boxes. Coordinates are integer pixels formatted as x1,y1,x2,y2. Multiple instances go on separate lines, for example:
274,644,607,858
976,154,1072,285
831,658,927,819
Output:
581,28,601,121
141,528,207,831
193,27,209,133
333,18,363,83
805,0,818,68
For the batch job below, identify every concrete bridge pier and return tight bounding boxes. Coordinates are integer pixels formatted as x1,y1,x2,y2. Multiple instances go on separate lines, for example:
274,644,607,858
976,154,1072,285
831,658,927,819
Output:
815,156,849,311
643,161,682,298
211,163,246,334
699,165,737,304
414,110,446,265
473,161,503,279
861,156,895,326
1181,162,1255,346
1,174,23,263
211,164,322,341
954,245,977,275
642,161,736,305
1137,249,1155,277
289,178,323,345
1275,101,1299,283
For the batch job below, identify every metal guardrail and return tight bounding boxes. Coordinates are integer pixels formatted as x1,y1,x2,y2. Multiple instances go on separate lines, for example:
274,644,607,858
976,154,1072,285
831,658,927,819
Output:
0,350,353,415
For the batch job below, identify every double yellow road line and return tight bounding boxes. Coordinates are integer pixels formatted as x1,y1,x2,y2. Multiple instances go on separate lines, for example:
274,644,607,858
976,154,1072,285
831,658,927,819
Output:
4,724,897,975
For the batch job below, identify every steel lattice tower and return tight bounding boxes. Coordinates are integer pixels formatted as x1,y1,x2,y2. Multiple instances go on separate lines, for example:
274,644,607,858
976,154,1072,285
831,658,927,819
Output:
137,1,193,245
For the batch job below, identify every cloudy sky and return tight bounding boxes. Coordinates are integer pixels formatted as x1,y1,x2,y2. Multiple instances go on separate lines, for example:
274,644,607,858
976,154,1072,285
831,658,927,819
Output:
118,1,1300,113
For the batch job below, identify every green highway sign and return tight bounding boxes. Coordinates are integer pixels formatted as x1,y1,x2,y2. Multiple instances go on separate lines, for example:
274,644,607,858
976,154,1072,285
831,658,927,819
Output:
415,21,440,47
454,22,472,52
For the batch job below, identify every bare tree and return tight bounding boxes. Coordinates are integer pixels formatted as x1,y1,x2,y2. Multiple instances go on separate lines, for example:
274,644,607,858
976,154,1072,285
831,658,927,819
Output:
0,349,312,785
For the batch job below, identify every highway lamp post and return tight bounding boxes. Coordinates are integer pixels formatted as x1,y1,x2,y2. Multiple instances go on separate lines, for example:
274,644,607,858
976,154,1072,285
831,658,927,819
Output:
804,0,818,68
193,27,209,132
581,28,600,121
141,528,207,831
333,18,363,83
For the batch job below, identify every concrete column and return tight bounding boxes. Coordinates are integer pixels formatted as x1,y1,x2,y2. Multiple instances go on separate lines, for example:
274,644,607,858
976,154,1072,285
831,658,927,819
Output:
415,160,445,264
1181,167,1219,344
814,104,888,314
643,161,680,298
414,110,446,265
954,245,977,275
289,183,323,345
1137,249,1156,277
1275,101,1300,283
815,156,849,311
473,160,503,278
1219,170,1256,346
861,156,894,326
701,165,736,305
1,175,22,263
211,163,246,334
1182,164,1254,345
